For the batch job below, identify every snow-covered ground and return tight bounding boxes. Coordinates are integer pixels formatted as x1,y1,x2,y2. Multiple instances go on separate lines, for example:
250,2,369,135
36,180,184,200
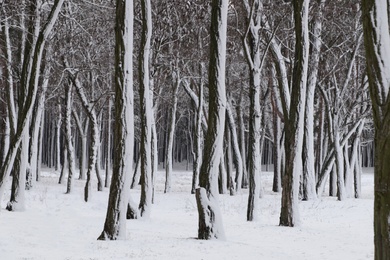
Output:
0,165,374,260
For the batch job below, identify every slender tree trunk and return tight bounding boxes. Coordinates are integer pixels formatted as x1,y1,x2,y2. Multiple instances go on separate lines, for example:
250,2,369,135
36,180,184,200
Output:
226,122,235,195
164,71,180,193
59,147,68,184
36,106,44,182
55,102,61,172
243,0,267,221
333,116,346,201
226,101,242,194
71,76,99,202
191,77,204,194
271,86,282,192
138,0,153,218
98,0,134,240
79,134,87,180
219,153,228,194
65,83,76,194
105,97,112,188
279,0,309,227
6,125,29,211
130,155,141,189
196,0,228,240
301,0,325,201
237,90,248,190
352,120,364,198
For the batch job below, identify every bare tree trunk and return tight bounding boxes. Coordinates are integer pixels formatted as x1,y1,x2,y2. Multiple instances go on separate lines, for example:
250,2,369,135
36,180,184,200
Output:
271,84,282,193
36,106,44,182
361,1,390,256
279,0,309,227
98,0,134,240
65,83,76,194
55,101,61,172
237,90,248,190
105,97,112,188
59,147,68,184
6,125,29,211
70,75,99,202
191,76,204,194
226,101,242,194
196,0,228,240
226,122,235,195
138,0,153,218
164,71,180,193
0,0,65,203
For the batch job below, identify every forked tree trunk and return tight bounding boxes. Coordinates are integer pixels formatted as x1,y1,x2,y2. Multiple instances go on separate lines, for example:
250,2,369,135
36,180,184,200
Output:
71,75,99,202
301,0,325,201
195,0,228,240
243,0,264,221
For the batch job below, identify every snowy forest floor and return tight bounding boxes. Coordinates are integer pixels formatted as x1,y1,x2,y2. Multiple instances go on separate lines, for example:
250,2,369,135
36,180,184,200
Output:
0,165,374,260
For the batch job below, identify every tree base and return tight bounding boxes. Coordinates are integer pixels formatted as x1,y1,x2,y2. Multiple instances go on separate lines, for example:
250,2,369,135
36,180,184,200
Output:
195,188,225,240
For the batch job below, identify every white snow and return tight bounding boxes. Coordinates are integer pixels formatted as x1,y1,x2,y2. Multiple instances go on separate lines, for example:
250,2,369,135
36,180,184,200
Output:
0,165,374,259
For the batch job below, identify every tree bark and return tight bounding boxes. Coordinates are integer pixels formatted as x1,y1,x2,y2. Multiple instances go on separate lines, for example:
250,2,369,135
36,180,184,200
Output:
65,82,76,194
279,0,309,227
301,0,325,201
196,0,228,240
0,0,65,203
164,70,180,193
243,0,264,221
362,0,390,257
98,0,134,240
138,0,153,218
105,97,112,188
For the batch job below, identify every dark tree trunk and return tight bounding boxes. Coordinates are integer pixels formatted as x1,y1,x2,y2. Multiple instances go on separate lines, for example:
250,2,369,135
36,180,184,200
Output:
138,0,153,218
279,0,309,227
196,0,228,240
362,0,390,258
98,0,134,240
